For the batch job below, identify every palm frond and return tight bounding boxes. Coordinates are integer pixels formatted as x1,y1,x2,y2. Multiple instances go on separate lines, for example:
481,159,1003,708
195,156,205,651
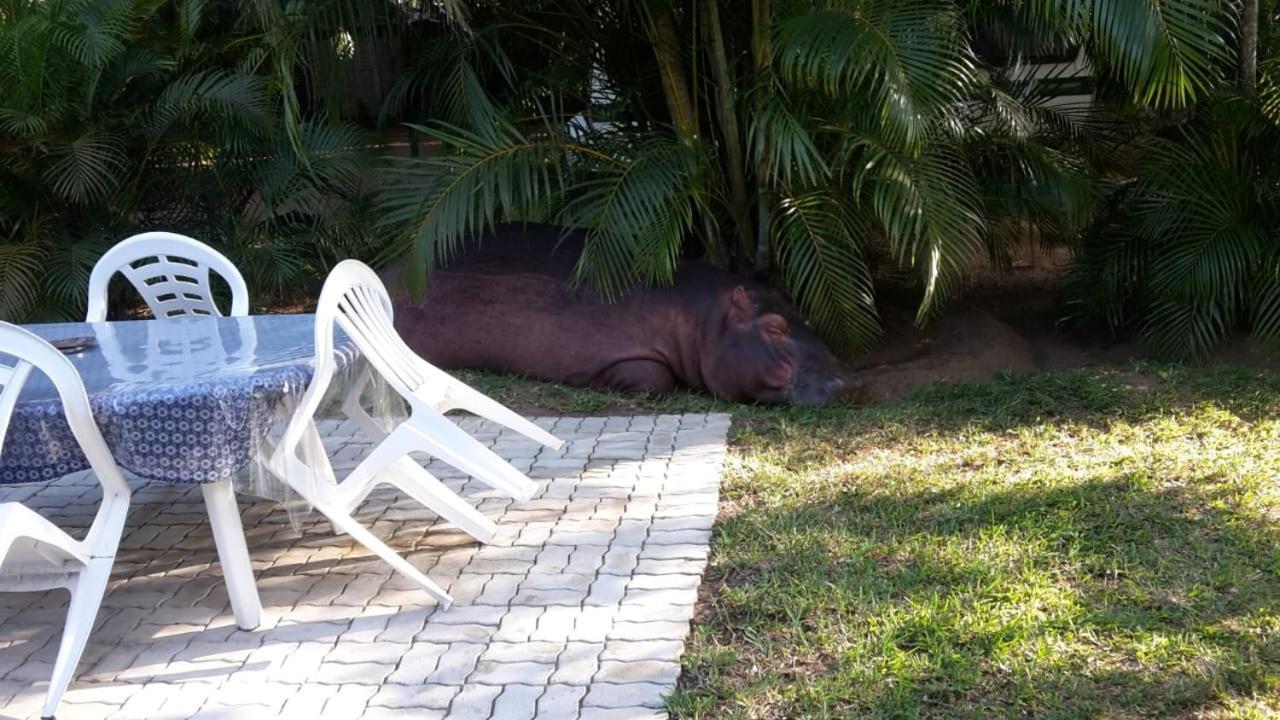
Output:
558,136,700,295
1013,0,1233,108
1134,132,1264,301
867,144,987,321
748,89,829,187
41,235,112,315
382,30,509,132
150,70,269,137
1061,183,1148,330
0,242,45,322
48,0,138,69
1141,297,1233,358
773,1,977,148
1251,258,1280,347
773,186,880,351
0,108,47,137
43,131,129,204
95,46,176,105
376,121,573,290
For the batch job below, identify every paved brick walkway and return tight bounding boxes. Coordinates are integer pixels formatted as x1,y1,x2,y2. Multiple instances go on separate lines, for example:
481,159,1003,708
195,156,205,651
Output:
0,413,730,720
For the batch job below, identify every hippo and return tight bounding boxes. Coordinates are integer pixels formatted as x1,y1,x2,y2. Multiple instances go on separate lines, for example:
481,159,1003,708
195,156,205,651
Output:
383,223,851,405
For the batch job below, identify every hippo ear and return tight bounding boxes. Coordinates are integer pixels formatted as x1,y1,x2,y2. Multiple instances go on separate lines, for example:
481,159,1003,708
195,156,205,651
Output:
759,313,789,337
728,286,753,326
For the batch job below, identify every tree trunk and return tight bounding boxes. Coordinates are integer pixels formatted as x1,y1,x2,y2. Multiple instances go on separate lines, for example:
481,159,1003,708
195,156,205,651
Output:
751,0,773,274
641,5,699,142
641,3,728,266
701,0,754,267
1242,0,1258,95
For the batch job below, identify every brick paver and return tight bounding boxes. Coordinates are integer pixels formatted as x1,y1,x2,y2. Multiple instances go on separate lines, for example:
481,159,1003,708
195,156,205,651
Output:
0,413,730,719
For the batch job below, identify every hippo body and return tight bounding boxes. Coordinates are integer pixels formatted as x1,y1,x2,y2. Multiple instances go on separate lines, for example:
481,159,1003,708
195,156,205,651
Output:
385,223,848,405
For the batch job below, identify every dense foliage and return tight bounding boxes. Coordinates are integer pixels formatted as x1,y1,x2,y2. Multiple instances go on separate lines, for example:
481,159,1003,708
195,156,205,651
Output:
0,0,438,320
1066,2,1280,358
378,0,1243,355
1,0,1276,359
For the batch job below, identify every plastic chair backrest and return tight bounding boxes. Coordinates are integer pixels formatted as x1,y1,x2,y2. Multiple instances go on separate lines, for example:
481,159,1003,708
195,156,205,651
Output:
0,323,131,550
325,261,427,399
86,232,249,321
278,261,419,464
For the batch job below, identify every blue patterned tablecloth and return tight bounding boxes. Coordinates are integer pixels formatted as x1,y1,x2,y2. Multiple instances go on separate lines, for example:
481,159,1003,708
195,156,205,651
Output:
0,315,356,486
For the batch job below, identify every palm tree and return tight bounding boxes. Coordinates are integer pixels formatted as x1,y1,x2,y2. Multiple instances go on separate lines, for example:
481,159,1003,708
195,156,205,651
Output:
1064,0,1280,358
0,0,453,321
377,0,1236,352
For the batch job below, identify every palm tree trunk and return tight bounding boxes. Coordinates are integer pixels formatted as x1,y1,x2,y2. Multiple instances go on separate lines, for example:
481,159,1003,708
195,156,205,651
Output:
1241,0,1258,95
641,5,699,142
751,0,773,274
641,3,729,266
701,0,753,268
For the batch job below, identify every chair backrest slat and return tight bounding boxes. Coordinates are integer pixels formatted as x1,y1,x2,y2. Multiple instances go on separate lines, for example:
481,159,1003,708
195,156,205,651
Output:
274,260,421,481
348,285,424,387
86,233,249,322
332,279,424,396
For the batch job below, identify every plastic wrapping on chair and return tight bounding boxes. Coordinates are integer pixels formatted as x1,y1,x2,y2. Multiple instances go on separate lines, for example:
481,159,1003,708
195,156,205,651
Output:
237,360,411,529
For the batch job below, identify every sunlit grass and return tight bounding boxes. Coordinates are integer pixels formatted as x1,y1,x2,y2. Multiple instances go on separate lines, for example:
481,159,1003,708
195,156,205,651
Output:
467,364,1280,719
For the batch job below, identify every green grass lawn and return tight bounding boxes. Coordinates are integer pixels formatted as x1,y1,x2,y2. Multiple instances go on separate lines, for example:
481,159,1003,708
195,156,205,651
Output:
465,365,1280,719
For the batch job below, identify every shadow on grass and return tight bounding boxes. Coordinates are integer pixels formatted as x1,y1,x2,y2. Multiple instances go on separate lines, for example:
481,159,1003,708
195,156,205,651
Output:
671,365,1280,719
680,477,1280,718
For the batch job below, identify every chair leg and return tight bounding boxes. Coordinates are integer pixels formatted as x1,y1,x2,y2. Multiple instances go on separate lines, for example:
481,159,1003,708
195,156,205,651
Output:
321,506,453,608
41,557,112,719
384,458,497,543
201,479,262,630
298,420,348,536
342,368,390,441
443,384,563,450
403,415,538,501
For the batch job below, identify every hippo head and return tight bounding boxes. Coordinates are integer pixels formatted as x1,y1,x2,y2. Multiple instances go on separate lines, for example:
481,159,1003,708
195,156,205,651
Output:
702,285,850,405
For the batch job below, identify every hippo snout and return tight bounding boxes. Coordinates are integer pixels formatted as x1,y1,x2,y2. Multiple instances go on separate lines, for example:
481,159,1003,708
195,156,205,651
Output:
783,363,865,404
789,371,850,406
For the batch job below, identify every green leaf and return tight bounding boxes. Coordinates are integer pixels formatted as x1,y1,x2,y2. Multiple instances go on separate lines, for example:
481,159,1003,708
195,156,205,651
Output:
0,243,46,322
773,1,977,149
867,144,986,322
376,121,572,291
43,131,129,204
773,186,881,351
150,70,269,137
1013,0,1233,108
559,137,700,295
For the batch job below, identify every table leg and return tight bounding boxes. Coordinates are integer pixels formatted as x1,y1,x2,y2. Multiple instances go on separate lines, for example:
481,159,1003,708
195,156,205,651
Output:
200,478,263,630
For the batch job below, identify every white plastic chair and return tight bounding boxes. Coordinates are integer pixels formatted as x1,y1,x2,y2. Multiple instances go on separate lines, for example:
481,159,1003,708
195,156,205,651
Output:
270,260,562,606
86,231,249,322
0,323,131,719
84,231,263,630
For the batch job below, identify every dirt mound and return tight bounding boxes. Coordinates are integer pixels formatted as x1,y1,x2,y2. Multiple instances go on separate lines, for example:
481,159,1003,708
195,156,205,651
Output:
847,302,1279,404
852,308,1038,403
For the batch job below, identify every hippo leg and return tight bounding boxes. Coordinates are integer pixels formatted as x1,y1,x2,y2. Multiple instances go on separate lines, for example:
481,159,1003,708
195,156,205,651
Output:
595,359,677,395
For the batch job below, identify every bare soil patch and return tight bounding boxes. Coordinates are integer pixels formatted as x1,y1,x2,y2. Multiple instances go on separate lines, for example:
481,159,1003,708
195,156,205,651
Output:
850,244,1279,403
